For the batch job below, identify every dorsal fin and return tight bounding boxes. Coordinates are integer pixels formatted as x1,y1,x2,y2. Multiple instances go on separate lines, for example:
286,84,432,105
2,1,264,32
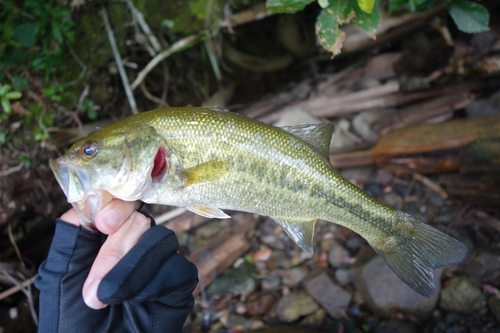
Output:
281,123,334,160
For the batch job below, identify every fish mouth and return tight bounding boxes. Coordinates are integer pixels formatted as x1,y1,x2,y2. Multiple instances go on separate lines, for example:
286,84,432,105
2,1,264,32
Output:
50,157,90,203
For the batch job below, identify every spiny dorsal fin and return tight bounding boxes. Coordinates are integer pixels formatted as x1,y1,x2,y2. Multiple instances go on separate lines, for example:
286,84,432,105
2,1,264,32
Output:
187,206,231,219
281,123,334,160
181,159,231,187
272,217,317,254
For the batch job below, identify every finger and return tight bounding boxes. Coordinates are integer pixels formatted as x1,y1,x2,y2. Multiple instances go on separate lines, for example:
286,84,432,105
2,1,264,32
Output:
94,199,141,234
82,211,151,309
60,209,83,227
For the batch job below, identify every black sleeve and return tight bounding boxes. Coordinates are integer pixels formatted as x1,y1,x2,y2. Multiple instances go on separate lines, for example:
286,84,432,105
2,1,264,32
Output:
35,219,198,333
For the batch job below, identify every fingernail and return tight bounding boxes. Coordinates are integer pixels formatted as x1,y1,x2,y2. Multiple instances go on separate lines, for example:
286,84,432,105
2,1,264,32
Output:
97,209,121,234
83,279,106,310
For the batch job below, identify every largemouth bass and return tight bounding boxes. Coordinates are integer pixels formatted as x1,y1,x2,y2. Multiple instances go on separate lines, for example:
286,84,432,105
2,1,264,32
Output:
50,107,467,297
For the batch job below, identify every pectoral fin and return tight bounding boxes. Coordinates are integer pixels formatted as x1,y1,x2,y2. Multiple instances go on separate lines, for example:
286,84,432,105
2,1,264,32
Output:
187,206,231,219
272,217,317,254
181,159,231,187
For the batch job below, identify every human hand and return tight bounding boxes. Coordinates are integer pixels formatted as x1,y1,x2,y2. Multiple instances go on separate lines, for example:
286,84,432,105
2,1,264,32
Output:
35,200,198,333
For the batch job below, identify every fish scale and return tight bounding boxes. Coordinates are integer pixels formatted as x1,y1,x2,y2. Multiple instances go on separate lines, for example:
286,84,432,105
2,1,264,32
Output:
50,107,467,297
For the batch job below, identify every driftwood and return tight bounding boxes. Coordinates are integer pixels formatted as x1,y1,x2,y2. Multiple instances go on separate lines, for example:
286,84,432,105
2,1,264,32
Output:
371,114,500,174
188,215,257,295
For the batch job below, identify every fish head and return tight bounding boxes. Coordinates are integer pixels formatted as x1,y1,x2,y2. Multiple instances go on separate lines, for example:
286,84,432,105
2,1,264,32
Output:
50,123,169,224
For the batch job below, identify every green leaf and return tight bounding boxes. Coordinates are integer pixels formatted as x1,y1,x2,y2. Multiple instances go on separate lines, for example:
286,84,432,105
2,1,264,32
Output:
448,0,489,33
318,0,330,8
316,8,346,57
353,3,380,37
13,23,37,48
357,0,375,14
267,0,314,13
0,84,11,96
388,0,407,12
6,91,22,100
1,98,12,114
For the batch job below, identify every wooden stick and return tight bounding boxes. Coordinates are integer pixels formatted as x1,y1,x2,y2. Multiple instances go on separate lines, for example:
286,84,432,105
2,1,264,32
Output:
131,34,200,91
0,276,36,301
188,216,257,295
100,8,138,114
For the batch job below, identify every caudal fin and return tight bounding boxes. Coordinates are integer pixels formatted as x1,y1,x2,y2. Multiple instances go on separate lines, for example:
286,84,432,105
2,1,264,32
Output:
371,211,467,297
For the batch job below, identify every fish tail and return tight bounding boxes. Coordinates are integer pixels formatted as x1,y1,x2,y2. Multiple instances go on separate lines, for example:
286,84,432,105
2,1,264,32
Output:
369,210,467,297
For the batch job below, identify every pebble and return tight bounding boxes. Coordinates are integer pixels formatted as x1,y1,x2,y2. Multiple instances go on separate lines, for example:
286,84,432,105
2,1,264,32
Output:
262,274,281,291
299,309,327,329
351,256,440,318
352,109,386,143
445,312,462,324
346,236,364,250
245,293,276,317
334,268,351,285
271,250,293,269
328,243,350,268
461,251,500,283
363,183,383,197
374,320,416,333
488,296,500,322
446,326,466,333
283,267,308,286
276,290,319,322
210,262,257,296
380,191,403,210
440,276,486,314
303,272,352,319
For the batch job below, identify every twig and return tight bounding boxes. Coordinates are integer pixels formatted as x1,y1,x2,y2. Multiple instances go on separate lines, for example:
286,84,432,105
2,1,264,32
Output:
0,266,38,326
0,275,36,301
100,7,138,114
0,163,24,177
131,34,200,91
155,207,187,225
140,81,168,107
413,173,449,199
8,222,25,267
126,0,162,52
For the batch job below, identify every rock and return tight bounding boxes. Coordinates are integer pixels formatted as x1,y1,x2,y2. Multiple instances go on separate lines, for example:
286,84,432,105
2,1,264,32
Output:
262,274,281,291
446,326,466,333
374,321,416,333
488,296,500,322
328,243,350,268
460,251,500,283
330,119,358,151
283,267,308,286
351,256,440,318
335,268,351,285
372,169,394,187
274,108,323,127
363,183,383,197
271,250,293,269
303,272,352,319
440,276,486,314
276,290,319,322
380,191,403,210
346,235,364,250
445,312,462,325
352,109,391,143
299,309,327,329
209,261,257,296
221,314,263,331
245,293,276,317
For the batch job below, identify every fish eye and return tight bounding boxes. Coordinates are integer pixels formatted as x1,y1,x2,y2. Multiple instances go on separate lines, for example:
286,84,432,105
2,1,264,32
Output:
81,141,98,158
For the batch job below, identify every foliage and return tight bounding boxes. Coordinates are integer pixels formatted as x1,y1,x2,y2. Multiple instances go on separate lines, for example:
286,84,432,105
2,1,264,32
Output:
267,0,490,56
0,0,75,82
0,83,22,116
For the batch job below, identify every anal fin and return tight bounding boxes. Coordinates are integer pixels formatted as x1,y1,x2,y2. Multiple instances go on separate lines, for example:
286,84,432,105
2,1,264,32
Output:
272,217,317,254
187,206,231,219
